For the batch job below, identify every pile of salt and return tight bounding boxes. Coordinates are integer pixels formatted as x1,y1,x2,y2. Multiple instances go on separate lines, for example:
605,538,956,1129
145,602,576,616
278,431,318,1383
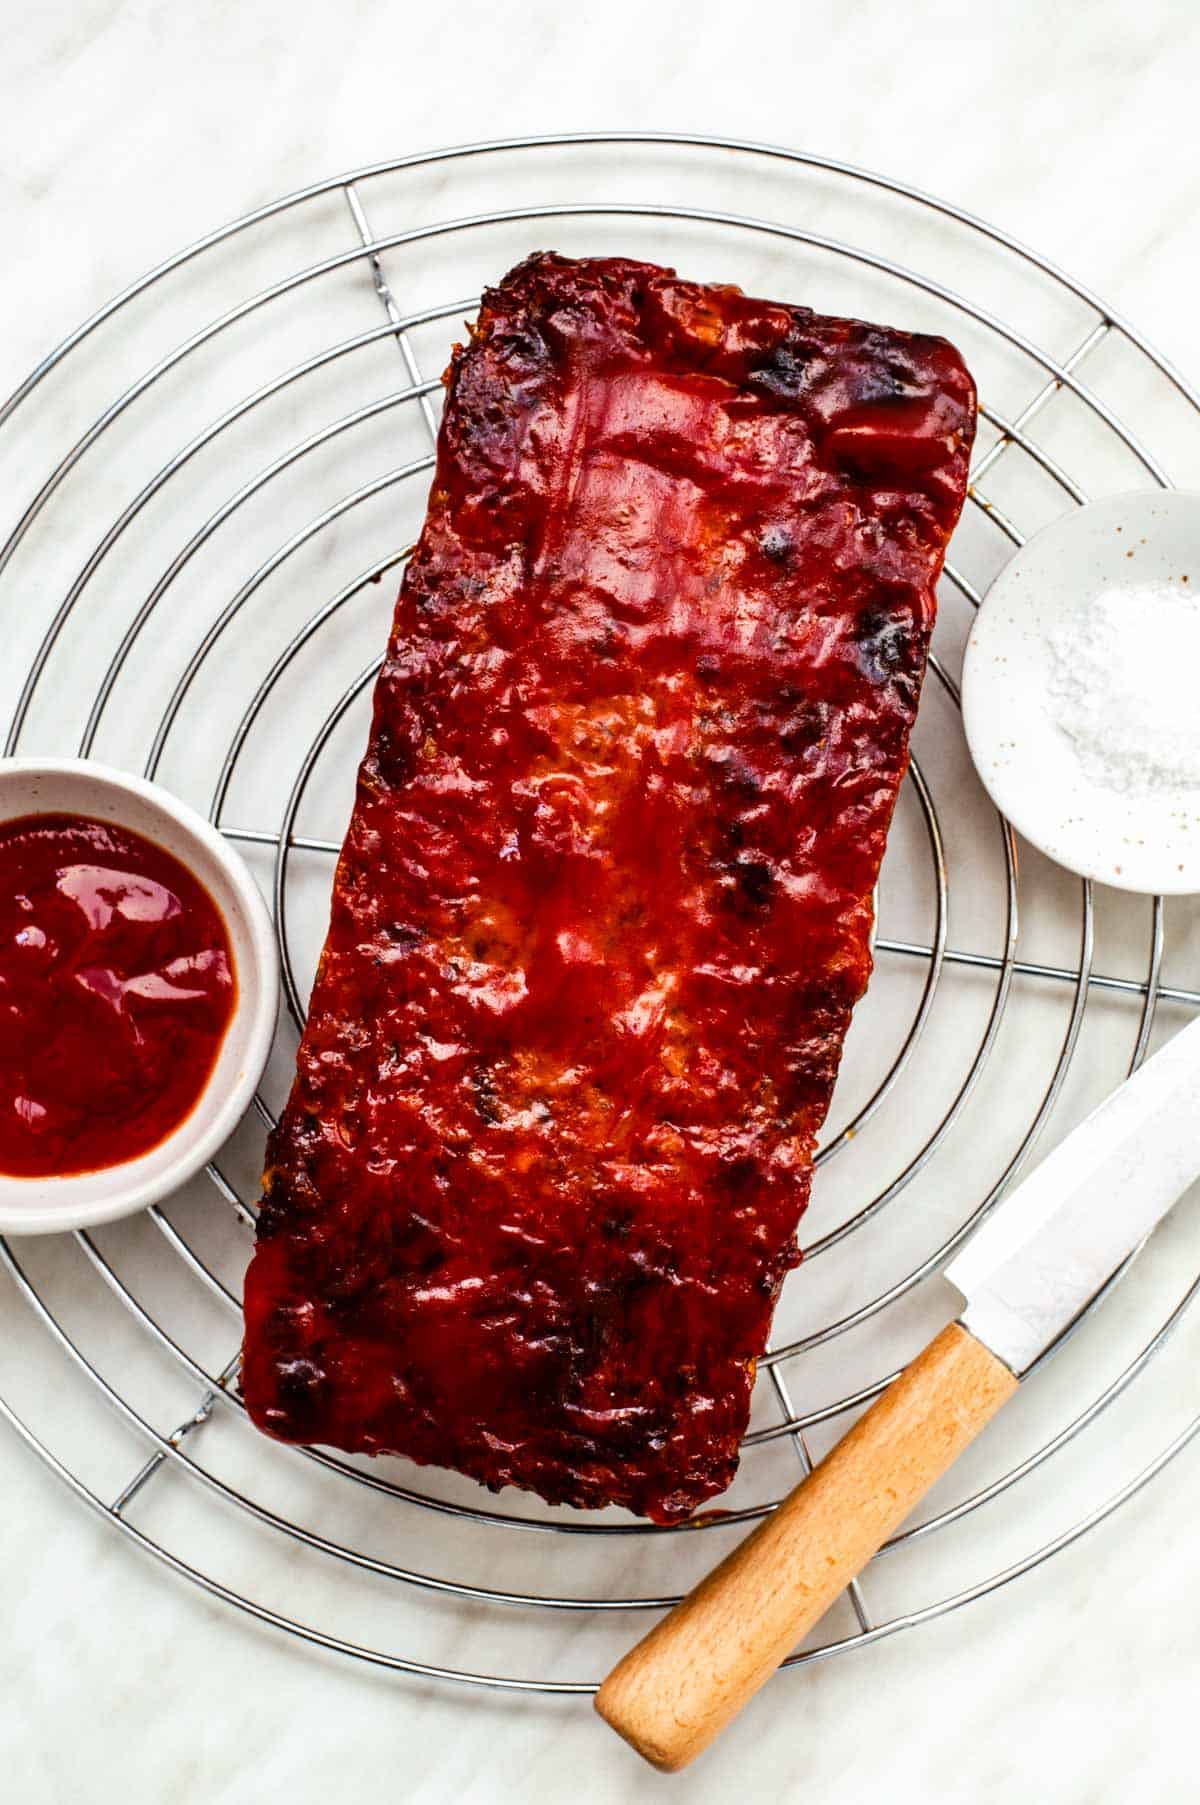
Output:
1047,585,1200,797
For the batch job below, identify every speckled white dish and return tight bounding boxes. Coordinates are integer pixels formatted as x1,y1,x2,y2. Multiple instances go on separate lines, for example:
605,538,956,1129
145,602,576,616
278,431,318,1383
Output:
962,490,1200,896
0,760,279,1234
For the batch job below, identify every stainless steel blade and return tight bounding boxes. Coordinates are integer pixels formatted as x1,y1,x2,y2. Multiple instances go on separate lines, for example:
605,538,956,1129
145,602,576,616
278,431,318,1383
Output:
945,1012,1200,1375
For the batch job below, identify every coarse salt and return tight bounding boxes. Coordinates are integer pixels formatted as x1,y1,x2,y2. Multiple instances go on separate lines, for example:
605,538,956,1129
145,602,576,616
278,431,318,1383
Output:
1046,585,1200,797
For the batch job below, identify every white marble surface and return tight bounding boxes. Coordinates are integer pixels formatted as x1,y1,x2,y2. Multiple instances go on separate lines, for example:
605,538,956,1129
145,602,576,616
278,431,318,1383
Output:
3,3,1200,1800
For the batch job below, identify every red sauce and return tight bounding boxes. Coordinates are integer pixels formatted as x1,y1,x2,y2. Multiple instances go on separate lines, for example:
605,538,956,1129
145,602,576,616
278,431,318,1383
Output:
0,813,236,1177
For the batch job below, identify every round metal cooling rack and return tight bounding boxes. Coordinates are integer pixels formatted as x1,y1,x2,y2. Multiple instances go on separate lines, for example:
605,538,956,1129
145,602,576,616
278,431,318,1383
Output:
3,132,1200,1697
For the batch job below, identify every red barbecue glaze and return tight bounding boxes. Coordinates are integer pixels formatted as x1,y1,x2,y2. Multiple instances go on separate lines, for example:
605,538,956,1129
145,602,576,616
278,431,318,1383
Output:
0,813,235,1177
242,254,975,1521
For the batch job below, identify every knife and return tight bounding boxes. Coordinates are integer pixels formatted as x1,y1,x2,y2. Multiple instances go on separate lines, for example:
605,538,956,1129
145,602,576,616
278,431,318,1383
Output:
595,1010,1200,1771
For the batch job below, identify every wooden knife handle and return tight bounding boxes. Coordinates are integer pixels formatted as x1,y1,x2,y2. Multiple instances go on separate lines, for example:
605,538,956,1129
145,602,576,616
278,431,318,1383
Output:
594,1321,1017,1771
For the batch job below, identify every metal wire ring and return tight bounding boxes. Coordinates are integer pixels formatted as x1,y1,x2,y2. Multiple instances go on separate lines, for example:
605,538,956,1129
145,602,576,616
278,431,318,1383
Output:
1,134,1195,1695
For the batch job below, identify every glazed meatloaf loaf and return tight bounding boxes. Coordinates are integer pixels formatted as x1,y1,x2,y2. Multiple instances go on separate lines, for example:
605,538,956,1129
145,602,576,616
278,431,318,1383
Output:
242,252,976,1523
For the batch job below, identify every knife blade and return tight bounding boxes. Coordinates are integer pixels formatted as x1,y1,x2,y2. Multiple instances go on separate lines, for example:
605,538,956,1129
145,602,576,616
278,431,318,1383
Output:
946,1009,1200,1374
597,1010,1200,1771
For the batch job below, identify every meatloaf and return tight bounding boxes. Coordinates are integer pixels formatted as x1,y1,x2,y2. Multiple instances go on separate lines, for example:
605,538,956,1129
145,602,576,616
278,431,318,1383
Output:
242,252,976,1523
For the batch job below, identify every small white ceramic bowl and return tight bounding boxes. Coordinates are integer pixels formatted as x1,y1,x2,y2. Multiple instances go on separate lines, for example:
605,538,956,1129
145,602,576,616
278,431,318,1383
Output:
0,758,279,1235
962,490,1200,896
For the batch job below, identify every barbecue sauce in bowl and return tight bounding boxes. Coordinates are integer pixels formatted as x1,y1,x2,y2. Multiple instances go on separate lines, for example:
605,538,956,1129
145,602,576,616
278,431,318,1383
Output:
0,813,236,1177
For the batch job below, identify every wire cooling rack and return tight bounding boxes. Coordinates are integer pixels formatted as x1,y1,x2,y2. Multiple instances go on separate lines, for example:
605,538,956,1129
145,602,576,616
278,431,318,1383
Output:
2,133,1200,1698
